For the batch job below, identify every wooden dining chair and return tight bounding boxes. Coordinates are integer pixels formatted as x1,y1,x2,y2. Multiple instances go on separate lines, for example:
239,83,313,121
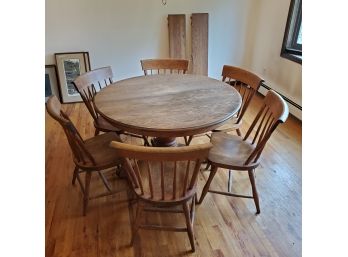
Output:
73,66,150,146
197,90,289,214
213,65,264,135
110,141,212,252
141,59,189,75
184,65,264,146
46,95,125,215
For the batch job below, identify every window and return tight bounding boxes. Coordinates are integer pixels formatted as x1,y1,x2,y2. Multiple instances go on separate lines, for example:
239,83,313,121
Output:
281,0,302,64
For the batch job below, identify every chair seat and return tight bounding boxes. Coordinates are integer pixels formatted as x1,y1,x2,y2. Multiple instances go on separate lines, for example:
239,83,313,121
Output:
212,116,241,132
208,132,256,170
82,132,123,170
94,116,122,132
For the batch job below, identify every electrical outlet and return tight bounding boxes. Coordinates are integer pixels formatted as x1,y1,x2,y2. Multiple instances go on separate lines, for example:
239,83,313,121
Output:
262,68,267,75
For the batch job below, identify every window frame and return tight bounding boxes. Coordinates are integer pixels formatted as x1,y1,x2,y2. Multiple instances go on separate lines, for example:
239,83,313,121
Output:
281,0,302,64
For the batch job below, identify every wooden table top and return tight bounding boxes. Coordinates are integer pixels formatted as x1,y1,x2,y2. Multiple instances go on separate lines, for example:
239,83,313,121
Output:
94,74,242,137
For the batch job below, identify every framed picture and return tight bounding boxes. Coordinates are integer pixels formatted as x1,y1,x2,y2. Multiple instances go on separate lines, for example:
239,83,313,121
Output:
45,64,61,103
55,52,91,103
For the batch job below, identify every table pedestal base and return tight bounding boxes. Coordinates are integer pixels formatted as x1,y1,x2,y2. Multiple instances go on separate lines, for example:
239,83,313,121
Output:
151,137,177,147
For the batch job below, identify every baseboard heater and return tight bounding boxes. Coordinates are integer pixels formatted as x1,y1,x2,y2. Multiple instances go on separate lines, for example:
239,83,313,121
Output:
260,83,302,111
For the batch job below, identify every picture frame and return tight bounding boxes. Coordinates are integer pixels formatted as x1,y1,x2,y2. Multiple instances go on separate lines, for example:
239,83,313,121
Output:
55,52,91,103
45,64,61,103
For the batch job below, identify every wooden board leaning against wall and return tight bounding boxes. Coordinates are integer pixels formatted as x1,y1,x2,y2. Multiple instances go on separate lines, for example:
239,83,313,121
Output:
191,13,208,75
168,14,186,59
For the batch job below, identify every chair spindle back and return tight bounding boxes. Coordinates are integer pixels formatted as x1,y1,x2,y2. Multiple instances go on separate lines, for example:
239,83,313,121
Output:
243,90,289,165
110,142,212,201
46,96,96,165
222,65,264,123
72,67,114,122
141,59,189,75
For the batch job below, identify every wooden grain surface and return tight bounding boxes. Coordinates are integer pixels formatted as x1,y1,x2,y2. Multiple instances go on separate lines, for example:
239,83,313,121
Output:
191,13,208,75
94,74,241,137
168,14,186,59
45,93,302,257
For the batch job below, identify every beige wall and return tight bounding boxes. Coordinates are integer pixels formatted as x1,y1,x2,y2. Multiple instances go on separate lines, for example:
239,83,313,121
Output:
46,0,302,118
243,0,302,118
46,0,253,80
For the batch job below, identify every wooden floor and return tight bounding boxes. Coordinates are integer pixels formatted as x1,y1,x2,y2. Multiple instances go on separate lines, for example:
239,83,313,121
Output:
45,93,302,257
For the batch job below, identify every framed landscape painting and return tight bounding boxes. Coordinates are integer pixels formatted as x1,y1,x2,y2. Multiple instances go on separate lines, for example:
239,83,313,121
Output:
55,52,91,103
45,64,61,102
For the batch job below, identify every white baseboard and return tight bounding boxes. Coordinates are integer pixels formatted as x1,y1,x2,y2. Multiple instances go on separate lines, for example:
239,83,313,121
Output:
258,86,302,120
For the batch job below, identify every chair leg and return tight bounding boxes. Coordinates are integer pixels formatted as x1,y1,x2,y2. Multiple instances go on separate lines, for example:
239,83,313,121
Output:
131,201,143,245
185,136,193,146
83,171,92,216
143,136,150,146
94,128,100,136
115,164,126,178
198,165,218,204
236,128,242,137
227,169,232,192
190,194,196,224
72,166,79,185
183,201,195,252
204,162,211,171
248,169,260,214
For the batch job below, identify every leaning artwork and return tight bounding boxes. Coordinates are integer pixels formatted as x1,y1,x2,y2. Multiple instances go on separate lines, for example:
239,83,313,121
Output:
55,52,91,103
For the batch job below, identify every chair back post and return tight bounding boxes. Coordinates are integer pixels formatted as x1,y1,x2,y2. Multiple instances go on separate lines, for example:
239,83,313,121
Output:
243,90,289,165
72,66,114,124
46,96,96,165
141,59,189,75
221,65,264,123
110,142,212,202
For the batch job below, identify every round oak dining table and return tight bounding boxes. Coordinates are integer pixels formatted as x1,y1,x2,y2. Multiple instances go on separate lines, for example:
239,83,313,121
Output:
94,74,242,146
